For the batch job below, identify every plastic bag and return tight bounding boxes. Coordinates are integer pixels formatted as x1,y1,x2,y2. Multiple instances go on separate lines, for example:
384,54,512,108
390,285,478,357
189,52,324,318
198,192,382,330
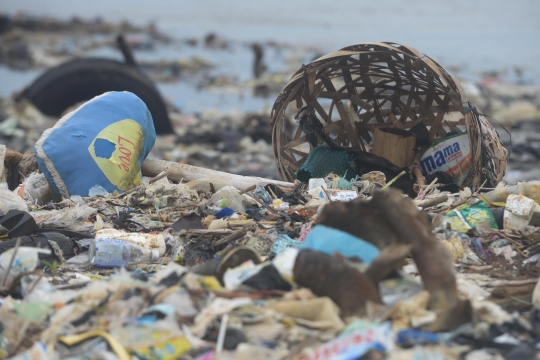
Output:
143,176,197,199
15,171,52,204
483,180,540,204
208,186,245,213
0,183,27,216
0,246,51,287
34,91,156,200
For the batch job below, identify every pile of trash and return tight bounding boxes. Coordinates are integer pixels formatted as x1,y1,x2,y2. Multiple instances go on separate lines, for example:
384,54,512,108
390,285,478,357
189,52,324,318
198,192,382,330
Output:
2,90,540,360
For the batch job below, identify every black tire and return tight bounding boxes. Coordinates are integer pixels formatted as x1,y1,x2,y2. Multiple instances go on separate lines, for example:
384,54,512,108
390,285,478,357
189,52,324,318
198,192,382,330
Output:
19,58,173,134
0,232,77,267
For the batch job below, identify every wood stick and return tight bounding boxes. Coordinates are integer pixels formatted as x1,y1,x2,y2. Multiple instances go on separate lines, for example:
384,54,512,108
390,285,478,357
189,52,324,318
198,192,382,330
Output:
239,185,256,195
213,228,248,247
0,237,21,287
381,170,406,190
187,229,235,235
148,170,169,184
142,159,295,192
416,177,438,200
488,278,539,287
414,195,449,209
417,184,443,189
411,150,427,186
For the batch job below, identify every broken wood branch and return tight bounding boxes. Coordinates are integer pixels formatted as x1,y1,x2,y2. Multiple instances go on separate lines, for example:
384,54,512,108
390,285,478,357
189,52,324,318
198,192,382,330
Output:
414,195,449,209
213,228,249,248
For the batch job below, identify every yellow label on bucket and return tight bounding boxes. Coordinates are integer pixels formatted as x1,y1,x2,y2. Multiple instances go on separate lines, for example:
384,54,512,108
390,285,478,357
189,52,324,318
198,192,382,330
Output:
88,119,144,191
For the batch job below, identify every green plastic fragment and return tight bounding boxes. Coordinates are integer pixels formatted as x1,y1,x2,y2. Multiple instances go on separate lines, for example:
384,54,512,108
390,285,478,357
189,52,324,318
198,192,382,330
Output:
296,146,357,182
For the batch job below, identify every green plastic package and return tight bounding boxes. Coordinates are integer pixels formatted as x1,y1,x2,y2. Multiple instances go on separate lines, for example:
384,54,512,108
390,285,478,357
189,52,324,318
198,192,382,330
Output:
445,200,498,233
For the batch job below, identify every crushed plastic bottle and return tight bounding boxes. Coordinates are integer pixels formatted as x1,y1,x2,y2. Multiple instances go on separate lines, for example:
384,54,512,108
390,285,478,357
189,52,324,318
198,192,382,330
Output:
88,239,160,268
253,185,272,204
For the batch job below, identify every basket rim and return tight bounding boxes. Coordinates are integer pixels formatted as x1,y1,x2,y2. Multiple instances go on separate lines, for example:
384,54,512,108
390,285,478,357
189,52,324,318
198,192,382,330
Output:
278,42,469,111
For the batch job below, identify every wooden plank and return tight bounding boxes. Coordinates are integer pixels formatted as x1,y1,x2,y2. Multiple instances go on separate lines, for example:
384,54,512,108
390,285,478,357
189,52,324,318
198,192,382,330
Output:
288,148,310,158
319,91,350,100
284,135,307,149
350,95,374,110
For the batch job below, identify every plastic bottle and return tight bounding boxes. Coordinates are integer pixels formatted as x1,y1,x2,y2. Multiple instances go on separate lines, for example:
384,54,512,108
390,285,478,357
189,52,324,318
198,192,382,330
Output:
95,229,166,256
88,239,160,268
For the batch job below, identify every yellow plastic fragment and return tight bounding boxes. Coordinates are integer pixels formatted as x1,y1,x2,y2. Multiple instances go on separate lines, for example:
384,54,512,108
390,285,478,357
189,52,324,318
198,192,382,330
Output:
199,276,222,290
281,317,297,327
58,330,130,360
480,194,506,208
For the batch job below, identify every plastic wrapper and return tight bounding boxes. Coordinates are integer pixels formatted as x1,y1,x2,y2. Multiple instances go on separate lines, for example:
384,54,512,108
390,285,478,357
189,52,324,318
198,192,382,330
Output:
109,318,190,359
271,234,302,255
301,321,393,359
445,201,498,233
208,186,245,213
31,205,97,230
419,132,471,185
142,176,197,198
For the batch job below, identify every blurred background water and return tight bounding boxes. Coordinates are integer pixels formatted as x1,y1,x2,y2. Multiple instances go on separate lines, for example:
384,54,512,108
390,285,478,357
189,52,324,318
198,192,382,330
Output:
2,0,539,114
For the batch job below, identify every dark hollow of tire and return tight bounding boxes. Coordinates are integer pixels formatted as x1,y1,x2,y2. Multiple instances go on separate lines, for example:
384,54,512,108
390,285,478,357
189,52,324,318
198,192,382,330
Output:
20,58,174,134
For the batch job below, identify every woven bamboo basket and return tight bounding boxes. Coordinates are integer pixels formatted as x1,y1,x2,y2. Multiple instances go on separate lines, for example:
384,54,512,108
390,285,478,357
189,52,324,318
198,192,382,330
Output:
270,42,508,189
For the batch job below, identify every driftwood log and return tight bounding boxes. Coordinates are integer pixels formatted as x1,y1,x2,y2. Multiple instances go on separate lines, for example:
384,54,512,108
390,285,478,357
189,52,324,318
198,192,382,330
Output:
142,159,294,193
1,150,296,194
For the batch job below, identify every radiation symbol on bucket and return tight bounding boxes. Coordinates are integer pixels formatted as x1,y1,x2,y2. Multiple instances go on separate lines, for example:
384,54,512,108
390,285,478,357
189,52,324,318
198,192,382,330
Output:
88,119,144,191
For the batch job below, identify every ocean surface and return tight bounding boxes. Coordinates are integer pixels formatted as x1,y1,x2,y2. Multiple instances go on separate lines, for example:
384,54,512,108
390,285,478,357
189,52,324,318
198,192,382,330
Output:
1,0,539,113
